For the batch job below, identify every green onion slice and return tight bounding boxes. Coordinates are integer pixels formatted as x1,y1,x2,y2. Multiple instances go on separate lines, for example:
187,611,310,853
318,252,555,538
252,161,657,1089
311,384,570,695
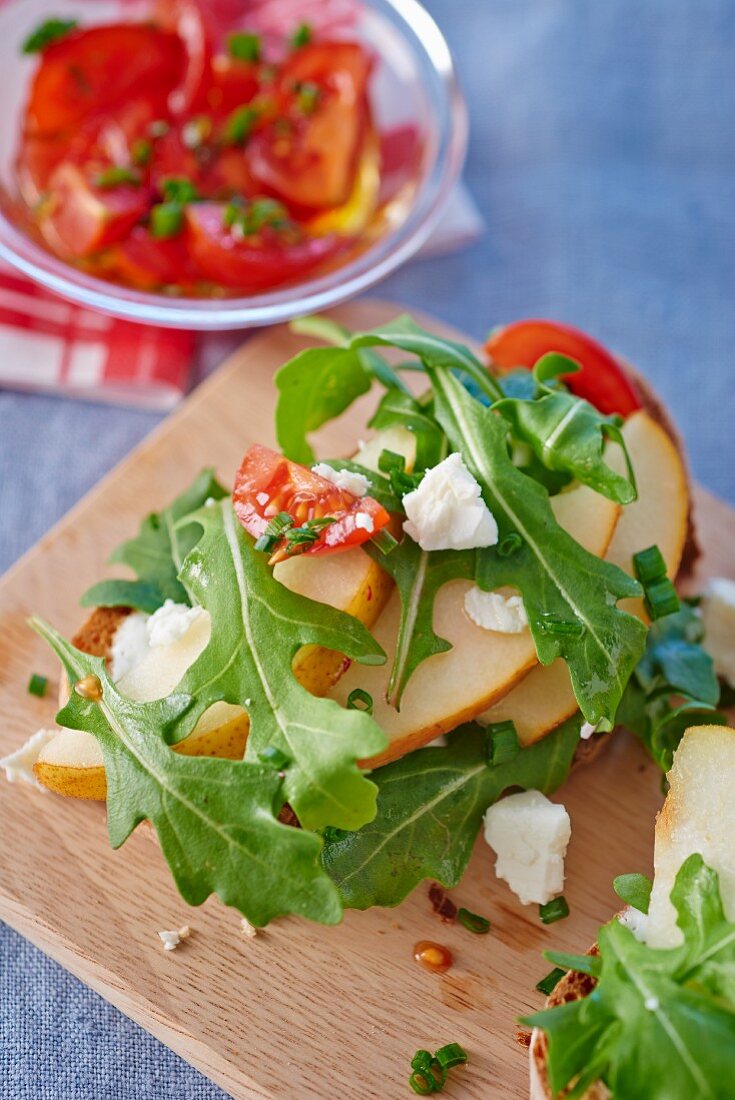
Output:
93,166,140,189
290,22,313,49
347,688,373,715
371,528,398,556
485,720,520,766
434,1044,468,1071
457,907,491,934
539,896,570,925
22,18,77,54
632,544,667,585
535,967,566,996
27,673,48,698
228,31,261,62
150,203,184,240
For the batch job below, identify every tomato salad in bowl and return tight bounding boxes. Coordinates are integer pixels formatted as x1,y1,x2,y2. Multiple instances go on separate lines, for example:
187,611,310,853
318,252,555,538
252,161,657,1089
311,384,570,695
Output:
0,0,466,325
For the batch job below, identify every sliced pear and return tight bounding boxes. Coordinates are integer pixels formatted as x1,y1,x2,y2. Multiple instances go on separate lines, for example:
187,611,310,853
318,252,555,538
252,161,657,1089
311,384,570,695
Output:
481,411,689,745
331,482,621,768
646,724,735,948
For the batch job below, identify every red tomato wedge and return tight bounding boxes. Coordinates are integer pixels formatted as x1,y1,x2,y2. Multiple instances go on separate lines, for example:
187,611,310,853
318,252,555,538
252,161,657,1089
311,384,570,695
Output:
153,0,215,114
233,445,390,562
24,26,185,136
42,163,150,257
185,203,346,290
485,320,642,417
246,42,372,212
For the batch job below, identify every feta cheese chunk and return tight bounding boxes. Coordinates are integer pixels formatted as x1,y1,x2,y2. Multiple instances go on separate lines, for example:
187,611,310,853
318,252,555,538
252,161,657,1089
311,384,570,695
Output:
354,511,374,533
483,789,571,905
110,612,150,682
580,721,597,740
700,577,735,685
158,925,191,951
147,600,204,649
0,728,57,790
312,463,370,498
402,453,499,552
464,587,528,633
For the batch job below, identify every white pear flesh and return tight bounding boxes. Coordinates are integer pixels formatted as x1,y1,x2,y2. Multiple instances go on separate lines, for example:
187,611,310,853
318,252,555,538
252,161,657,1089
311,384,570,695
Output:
481,411,689,744
647,725,735,948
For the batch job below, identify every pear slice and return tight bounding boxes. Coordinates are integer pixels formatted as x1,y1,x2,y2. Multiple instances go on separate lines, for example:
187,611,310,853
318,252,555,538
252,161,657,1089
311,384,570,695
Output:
331,481,622,768
480,411,689,745
646,724,735,948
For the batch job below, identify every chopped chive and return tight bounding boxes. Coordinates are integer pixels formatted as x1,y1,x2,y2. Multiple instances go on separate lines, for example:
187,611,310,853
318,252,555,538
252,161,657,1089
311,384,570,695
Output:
411,1051,434,1074
290,22,313,49
295,80,321,114
322,825,349,844
284,515,335,552
258,745,290,769
457,907,491,934
228,31,261,62
150,203,184,239
537,614,585,638
378,449,406,475
27,673,48,698
409,1071,438,1096
497,532,523,557
224,105,259,145
161,177,200,204
347,688,373,714
539,896,570,925
613,872,652,914
632,544,667,585
371,528,398,556
254,511,293,552
131,139,152,167
644,577,680,621
434,1044,468,1071
22,18,77,54
93,166,140,189
535,967,566,996
485,720,520,766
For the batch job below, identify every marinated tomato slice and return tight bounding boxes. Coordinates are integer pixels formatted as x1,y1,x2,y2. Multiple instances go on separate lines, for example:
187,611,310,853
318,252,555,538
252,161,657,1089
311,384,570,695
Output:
185,203,346,290
246,41,372,212
233,445,390,562
24,26,185,136
41,163,150,257
485,320,642,417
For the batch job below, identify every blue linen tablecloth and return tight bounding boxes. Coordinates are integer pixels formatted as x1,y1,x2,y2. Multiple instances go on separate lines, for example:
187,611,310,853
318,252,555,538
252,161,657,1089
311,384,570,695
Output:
1,1,734,1096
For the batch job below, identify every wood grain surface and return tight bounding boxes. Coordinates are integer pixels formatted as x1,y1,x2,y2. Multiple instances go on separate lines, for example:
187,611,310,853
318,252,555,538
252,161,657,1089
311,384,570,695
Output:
0,301,731,1100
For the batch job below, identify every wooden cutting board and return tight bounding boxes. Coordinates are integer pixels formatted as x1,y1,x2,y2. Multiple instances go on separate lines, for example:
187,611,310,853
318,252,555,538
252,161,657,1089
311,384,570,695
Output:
0,300,731,1100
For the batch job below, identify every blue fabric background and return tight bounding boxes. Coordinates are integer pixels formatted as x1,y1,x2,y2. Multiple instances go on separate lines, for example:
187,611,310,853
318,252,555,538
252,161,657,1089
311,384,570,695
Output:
1,1,734,1096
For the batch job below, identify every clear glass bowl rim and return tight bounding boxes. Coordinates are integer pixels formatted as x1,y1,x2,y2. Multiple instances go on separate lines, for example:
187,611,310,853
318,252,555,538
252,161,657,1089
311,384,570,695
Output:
0,0,468,330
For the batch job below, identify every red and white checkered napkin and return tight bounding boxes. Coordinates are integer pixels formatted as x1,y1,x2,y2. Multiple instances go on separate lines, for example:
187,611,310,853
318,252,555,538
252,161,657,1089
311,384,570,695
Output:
0,263,195,411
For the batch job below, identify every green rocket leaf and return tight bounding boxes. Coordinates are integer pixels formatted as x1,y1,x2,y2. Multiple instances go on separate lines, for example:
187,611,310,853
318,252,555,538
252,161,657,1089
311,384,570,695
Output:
323,716,581,909
525,855,735,1100
31,618,342,926
429,368,646,726
80,469,227,613
493,353,638,505
170,499,388,831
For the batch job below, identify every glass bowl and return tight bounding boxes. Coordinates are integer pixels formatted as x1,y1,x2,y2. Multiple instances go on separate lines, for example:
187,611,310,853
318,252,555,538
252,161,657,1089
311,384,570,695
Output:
0,0,466,330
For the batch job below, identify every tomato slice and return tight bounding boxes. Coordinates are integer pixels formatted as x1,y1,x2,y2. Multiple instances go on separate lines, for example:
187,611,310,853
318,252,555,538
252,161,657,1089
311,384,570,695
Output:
104,227,199,290
485,320,643,417
41,163,150,257
24,26,185,136
233,444,390,562
246,42,372,212
153,0,215,114
185,203,347,290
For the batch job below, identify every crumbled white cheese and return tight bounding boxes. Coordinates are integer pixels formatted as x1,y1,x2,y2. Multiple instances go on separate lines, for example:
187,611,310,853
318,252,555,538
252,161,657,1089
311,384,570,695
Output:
147,600,204,649
158,925,191,952
256,491,269,506
0,728,57,790
354,511,374,533
402,453,499,552
312,463,370,498
240,918,259,939
580,721,598,740
464,587,528,633
483,789,571,906
618,906,649,942
700,577,735,685
109,612,150,682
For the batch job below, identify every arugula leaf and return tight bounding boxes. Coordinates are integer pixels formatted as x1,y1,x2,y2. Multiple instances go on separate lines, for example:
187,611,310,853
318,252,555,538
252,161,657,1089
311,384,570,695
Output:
168,499,388,831
494,353,638,505
429,368,646,726
323,716,581,909
617,602,724,771
80,469,227,613
526,854,735,1100
366,537,473,707
275,346,372,464
614,873,653,914
31,618,342,926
